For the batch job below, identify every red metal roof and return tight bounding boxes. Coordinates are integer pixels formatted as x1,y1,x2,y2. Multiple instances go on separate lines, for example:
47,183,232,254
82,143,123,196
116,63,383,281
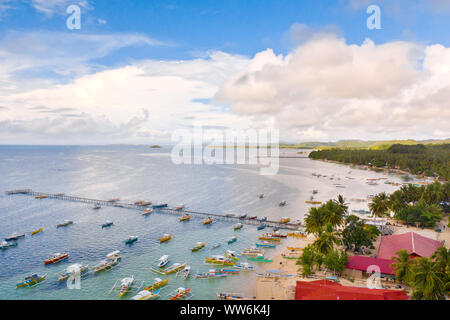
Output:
378,232,443,260
346,255,396,275
295,279,409,300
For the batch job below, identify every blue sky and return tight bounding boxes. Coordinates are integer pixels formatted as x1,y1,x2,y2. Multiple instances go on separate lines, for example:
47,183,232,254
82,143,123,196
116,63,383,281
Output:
0,0,449,144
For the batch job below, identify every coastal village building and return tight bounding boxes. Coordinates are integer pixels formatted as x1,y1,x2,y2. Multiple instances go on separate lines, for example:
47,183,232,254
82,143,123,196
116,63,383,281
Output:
295,279,409,300
344,255,395,280
377,232,443,260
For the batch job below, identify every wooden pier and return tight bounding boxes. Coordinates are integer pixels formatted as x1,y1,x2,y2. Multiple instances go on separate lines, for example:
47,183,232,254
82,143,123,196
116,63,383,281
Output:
5,189,303,231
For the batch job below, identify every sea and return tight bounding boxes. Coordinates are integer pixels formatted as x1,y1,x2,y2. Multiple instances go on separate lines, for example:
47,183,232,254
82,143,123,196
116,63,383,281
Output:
0,145,421,300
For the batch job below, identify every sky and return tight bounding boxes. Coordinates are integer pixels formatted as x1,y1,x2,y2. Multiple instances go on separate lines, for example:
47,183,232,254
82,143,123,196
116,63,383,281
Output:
0,0,449,144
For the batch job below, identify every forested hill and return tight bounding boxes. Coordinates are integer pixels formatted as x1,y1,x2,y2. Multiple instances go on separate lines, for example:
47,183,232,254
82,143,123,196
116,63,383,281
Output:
309,144,450,180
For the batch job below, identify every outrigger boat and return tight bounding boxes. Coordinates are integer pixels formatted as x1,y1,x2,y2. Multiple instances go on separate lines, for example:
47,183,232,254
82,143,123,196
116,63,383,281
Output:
125,236,138,245
93,203,101,210
234,262,256,271
101,221,113,228
5,233,25,241
157,255,169,268
152,203,168,208
35,195,48,199
191,242,206,252
218,292,248,300
260,217,268,222
211,243,221,250
241,248,265,257
280,217,290,223
31,227,43,235
248,254,273,263
116,276,134,297
225,214,235,217
238,214,247,219
287,231,306,238
142,208,153,216
165,262,186,275
249,216,258,220
56,220,73,228
205,256,235,266
216,268,240,274
158,233,173,243
145,277,168,291
258,236,281,242
16,274,47,288
0,241,17,249
203,217,213,225
233,223,243,230
44,252,69,265
175,204,186,211
179,214,191,221
279,200,287,206
170,287,191,300
195,269,228,279
135,201,152,206
227,236,237,244
258,194,265,199
264,232,287,238
132,288,161,300
257,224,267,230
305,200,322,205
256,242,276,248
57,263,89,281
94,251,121,273
225,250,239,261
182,266,191,279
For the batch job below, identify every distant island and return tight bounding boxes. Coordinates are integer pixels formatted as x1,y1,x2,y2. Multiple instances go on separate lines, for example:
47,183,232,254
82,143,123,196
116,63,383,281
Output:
309,144,450,181
150,145,161,148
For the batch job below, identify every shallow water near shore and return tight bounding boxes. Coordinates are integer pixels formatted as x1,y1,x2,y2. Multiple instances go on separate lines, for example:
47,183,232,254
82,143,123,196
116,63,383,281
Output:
0,145,424,300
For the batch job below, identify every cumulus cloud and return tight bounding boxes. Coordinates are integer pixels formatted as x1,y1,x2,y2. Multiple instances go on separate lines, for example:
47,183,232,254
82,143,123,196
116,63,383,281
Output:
30,0,91,16
215,35,450,141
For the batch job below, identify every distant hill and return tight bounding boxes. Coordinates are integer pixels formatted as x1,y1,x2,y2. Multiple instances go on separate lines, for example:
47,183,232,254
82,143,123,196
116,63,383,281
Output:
280,138,450,150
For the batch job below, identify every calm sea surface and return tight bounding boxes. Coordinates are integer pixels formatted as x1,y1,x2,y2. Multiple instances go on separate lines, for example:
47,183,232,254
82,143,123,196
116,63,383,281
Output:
0,145,420,300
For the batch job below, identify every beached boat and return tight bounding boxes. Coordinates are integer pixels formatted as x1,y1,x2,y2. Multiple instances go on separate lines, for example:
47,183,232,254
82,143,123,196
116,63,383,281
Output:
258,236,281,242
93,203,101,210
5,233,25,241
31,227,43,235
224,250,239,261
125,236,138,245
248,216,258,220
57,263,89,281
205,256,235,266
179,214,191,221
132,289,161,300
157,255,169,268
118,276,134,297
280,217,290,223
203,217,213,225
56,220,73,228
279,200,287,206
35,195,48,199
44,252,69,265
152,203,168,208
260,216,268,222
256,242,276,248
234,262,256,271
238,214,247,219
182,266,191,279
241,248,265,257
233,223,243,230
258,194,264,199
195,269,228,279
0,241,17,249
142,208,153,216
165,263,186,275
144,277,168,291
158,233,173,243
101,221,113,228
248,255,273,263
257,224,267,230
305,200,322,205
175,204,186,211
216,268,240,274
264,232,287,238
287,231,306,238
191,242,206,252
16,274,46,288
170,287,191,300
227,236,238,244
218,292,247,300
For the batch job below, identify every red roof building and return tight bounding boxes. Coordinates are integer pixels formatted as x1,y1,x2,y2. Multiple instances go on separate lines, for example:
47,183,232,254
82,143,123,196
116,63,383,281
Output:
378,232,443,260
295,279,409,300
346,255,396,275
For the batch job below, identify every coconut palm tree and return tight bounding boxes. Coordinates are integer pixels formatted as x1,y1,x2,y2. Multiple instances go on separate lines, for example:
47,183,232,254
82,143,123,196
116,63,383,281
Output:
390,250,415,284
410,258,446,300
431,247,449,274
335,195,349,216
312,224,340,255
322,200,345,228
369,192,390,217
304,207,324,235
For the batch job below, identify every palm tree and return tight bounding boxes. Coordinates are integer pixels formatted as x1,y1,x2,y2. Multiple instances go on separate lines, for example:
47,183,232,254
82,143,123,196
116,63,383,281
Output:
369,192,390,217
304,207,324,235
322,200,345,228
335,195,349,216
390,250,415,284
431,247,449,274
312,224,340,255
410,258,445,300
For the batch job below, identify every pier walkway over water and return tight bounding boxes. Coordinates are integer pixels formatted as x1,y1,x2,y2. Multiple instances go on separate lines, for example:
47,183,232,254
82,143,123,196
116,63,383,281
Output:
5,189,303,231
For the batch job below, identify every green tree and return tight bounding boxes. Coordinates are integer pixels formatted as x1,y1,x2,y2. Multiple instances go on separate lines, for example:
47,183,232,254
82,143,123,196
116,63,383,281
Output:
323,249,348,276
304,207,324,235
341,215,380,253
312,224,340,255
369,192,390,217
410,258,446,300
390,250,415,284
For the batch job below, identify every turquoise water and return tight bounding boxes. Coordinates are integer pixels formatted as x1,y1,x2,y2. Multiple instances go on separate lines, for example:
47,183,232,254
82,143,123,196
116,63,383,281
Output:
0,145,417,300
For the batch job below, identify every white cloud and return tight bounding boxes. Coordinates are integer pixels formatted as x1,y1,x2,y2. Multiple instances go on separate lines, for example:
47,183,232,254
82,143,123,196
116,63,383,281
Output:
30,0,90,16
215,35,450,141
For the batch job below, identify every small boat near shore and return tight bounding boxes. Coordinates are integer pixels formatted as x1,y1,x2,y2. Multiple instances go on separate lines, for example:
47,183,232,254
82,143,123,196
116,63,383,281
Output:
258,236,281,242
241,248,265,257
180,214,191,221
1,241,17,249
175,204,186,211
142,208,153,216
260,216,267,222
352,209,371,215
165,262,186,275
211,243,221,250
145,277,168,291
182,266,191,279
227,236,237,244
56,220,73,228
257,224,267,230
191,242,206,252
132,288,161,300
31,227,43,235
152,203,168,208
203,217,213,225
287,231,306,238
196,269,228,279
157,255,169,268
93,251,121,273
57,263,89,282
279,200,287,206
305,200,322,205
248,255,273,263
225,250,238,261
248,216,258,220
16,274,46,288
101,221,113,228
234,262,256,271
256,242,276,248
44,252,69,265
35,195,48,199
238,214,247,219
5,233,25,241
158,233,173,243
170,287,191,300
118,276,134,297
93,203,101,210
218,292,248,300
258,194,264,199
264,232,287,238
125,236,138,245
233,223,243,230
280,217,290,223
205,256,235,266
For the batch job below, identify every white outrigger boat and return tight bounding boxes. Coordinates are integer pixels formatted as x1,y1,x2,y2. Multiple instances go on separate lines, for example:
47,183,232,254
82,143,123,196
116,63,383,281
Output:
241,247,265,257
57,263,89,282
157,255,169,268
94,251,121,273
234,262,256,271
131,288,161,300
181,266,191,279
175,204,186,211
218,292,248,300
118,276,134,297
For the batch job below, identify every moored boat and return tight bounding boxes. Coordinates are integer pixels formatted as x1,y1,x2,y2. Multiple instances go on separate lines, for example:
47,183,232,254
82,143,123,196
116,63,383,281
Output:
152,203,168,208
248,216,258,220
56,220,73,228
218,292,248,300
258,236,281,242
191,242,205,252
5,233,25,241
255,242,276,248
287,231,306,238
227,236,238,244
234,262,256,271
280,217,290,223
158,233,173,243
233,223,243,230
35,195,48,199
132,288,160,300
31,227,44,235
238,214,247,219
175,204,186,211
258,194,264,199
142,208,153,216
183,266,191,279
93,203,101,210
93,251,121,273
57,263,89,281
264,232,287,238
170,287,191,300
211,243,221,250
305,200,322,205
179,214,191,221
144,277,168,291
257,224,267,230
248,254,273,263
157,255,169,268
260,216,267,222
101,221,114,228
241,248,265,257
165,262,186,274
205,255,235,266
279,200,287,206
195,269,228,279
16,274,46,288
203,217,213,225
125,236,138,245
0,241,18,249
118,276,134,297
224,250,238,261
44,252,69,265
